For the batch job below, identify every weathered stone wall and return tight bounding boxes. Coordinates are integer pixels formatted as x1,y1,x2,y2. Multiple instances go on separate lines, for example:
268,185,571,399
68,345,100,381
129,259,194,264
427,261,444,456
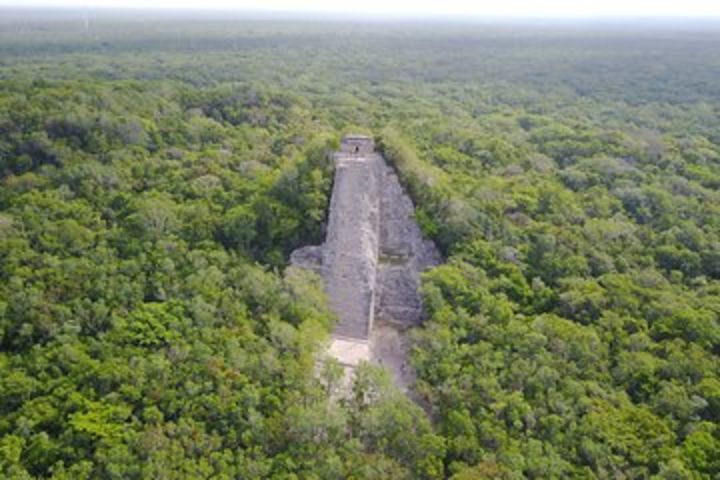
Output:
375,162,441,327
290,135,440,389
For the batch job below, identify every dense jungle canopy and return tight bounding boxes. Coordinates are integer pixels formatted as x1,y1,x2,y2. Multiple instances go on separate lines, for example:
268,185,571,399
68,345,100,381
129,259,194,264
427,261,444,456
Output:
0,13,719,479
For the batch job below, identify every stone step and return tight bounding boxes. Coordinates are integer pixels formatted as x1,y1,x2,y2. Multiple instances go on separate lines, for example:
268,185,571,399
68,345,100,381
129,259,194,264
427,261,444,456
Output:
289,134,441,393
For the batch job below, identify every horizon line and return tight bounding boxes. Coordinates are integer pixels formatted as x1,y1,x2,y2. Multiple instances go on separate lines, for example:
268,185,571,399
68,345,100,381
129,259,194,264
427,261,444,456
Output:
2,6,720,21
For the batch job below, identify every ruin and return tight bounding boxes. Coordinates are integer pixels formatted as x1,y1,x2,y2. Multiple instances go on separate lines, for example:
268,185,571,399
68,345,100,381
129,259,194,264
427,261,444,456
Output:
290,135,441,390
339,134,376,155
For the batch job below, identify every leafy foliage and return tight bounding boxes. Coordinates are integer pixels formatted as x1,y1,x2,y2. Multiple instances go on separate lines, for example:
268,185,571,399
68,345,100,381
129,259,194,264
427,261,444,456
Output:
1,12,720,479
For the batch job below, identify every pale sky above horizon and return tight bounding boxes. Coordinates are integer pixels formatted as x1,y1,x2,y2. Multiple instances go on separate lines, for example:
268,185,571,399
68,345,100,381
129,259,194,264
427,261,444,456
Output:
3,0,720,17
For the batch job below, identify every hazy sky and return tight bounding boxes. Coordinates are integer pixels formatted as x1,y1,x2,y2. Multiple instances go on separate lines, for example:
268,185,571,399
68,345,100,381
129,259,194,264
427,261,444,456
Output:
4,0,720,17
